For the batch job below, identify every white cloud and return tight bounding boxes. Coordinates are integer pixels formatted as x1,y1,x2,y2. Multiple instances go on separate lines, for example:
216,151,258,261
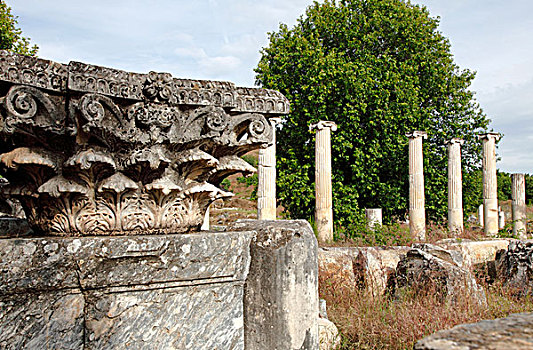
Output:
8,0,533,171
199,55,242,77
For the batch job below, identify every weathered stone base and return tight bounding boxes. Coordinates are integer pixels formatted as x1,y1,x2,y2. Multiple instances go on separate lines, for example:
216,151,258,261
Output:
229,220,319,350
0,231,253,349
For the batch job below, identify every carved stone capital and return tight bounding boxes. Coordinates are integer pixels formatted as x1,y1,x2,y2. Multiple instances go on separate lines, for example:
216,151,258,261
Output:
445,138,465,146
0,50,290,236
478,132,501,142
405,130,428,139
309,121,337,132
268,117,282,127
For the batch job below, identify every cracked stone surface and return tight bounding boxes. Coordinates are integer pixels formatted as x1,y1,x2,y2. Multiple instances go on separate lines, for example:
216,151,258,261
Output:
228,219,319,350
0,230,253,349
415,312,533,350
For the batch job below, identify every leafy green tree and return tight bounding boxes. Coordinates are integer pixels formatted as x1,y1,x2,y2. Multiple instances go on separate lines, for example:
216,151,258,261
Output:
255,0,490,232
0,1,38,56
497,171,512,201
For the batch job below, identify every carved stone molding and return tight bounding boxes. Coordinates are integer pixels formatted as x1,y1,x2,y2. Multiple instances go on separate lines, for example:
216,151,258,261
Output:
0,50,289,236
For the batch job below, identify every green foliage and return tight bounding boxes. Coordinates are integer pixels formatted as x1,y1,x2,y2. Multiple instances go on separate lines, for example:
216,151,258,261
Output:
241,154,258,168
236,173,259,200
527,174,533,205
497,171,512,201
220,178,231,191
255,0,489,229
0,2,38,56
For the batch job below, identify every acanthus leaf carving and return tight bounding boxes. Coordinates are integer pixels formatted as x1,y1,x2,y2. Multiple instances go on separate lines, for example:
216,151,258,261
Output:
0,50,287,236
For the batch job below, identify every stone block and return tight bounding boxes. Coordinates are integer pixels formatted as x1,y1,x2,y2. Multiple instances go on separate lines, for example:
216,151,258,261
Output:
318,318,340,350
495,240,533,295
415,312,533,349
392,248,486,306
0,231,253,349
319,246,410,296
229,219,319,350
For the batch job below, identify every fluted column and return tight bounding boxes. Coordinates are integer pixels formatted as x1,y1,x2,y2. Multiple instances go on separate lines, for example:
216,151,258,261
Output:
257,117,282,220
512,173,527,239
446,138,464,235
406,131,427,241
479,133,500,236
310,121,337,243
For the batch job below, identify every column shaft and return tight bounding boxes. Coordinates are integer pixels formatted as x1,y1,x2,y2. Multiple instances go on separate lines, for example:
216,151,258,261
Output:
480,133,500,236
447,139,464,235
257,118,281,220
407,131,427,241
310,121,337,243
512,173,527,239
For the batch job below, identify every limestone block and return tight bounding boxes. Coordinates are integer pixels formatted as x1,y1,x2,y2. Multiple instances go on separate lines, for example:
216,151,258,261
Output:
0,231,253,349
318,318,340,350
392,248,486,306
495,240,533,295
415,312,533,349
437,239,512,268
229,219,319,350
319,246,410,296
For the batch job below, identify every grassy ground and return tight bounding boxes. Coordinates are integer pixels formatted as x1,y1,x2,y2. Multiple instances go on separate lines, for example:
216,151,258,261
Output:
319,268,533,349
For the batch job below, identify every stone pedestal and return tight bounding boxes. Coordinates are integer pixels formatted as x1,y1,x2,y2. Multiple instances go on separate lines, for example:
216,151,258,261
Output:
512,173,527,239
0,231,253,349
479,133,501,236
446,138,464,235
257,117,282,220
406,131,427,241
365,208,382,231
310,121,337,243
229,220,319,350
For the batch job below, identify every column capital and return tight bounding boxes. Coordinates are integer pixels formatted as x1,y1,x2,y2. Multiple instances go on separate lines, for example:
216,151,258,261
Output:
268,117,282,126
478,132,501,141
309,120,337,132
445,138,464,146
405,131,427,139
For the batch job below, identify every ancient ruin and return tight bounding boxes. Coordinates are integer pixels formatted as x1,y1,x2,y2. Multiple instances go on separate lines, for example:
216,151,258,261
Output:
257,117,281,220
446,138,464,234
0,51,288,236
479,132,500,236
310,120,337,243
0,51,321,350
406,131,427,240
512,173,527,238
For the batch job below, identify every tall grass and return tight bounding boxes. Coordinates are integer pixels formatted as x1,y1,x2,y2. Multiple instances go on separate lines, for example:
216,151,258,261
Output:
319,267,533,349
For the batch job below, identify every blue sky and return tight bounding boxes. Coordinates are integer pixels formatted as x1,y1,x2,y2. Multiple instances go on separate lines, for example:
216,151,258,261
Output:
9,0,533,174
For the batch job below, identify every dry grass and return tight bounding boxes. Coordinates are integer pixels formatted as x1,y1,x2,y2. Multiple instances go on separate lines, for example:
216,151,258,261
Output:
319,269,533,349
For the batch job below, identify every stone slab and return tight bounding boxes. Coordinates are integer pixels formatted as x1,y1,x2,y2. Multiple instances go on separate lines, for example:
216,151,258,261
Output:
415,312,533,350
0,231,253,349
437,238,513,267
